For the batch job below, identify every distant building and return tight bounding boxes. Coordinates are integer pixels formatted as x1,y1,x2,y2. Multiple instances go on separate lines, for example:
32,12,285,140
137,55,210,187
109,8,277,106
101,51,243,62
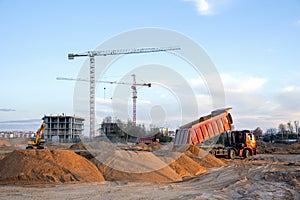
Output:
42,114,84,143
100,116,138,143
0,131,33,139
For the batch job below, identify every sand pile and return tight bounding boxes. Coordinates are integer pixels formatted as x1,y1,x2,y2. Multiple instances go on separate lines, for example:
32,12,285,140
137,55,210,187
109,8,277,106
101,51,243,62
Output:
0,141,228,185
0,140,11,147
70,141,87,150
69,142,95,159
148,142,162,151
0,150,105,185
291,142,300,150
158,153,207,178
185,149,227,168
70,141,183,183
46,142,72,150
119,144,151,151
89,144,226,183
90,149,183,183
92,158,182,183
156,145,226,178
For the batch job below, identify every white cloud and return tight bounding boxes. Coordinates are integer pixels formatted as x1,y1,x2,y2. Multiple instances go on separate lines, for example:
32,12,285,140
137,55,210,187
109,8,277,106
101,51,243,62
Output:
196,0,211,15
221,73,267,93
282,86,295,93
276,86,300,111
183,0,233,15
188,77,206,90
184,0,213,15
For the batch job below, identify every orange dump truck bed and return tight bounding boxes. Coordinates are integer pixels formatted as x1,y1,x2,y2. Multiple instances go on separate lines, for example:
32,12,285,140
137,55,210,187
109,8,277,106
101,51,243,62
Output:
174,108,233,146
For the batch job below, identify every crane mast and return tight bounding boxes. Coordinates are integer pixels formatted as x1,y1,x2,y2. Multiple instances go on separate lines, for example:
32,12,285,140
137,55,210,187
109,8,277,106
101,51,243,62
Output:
57,75,150,128
90,56,95,138
68,46,180,138
132,74,137,126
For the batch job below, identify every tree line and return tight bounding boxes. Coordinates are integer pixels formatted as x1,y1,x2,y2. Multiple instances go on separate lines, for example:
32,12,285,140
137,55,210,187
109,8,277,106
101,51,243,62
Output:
253,121,299,142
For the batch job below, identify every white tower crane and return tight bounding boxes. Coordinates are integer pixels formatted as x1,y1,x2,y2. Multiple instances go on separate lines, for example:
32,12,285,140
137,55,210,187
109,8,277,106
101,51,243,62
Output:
68,46,180,138
57,74,151,127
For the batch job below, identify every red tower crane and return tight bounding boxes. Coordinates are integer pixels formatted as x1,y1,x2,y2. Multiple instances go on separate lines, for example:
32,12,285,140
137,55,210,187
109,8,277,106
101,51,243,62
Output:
56,74,151,127
130,74,151,126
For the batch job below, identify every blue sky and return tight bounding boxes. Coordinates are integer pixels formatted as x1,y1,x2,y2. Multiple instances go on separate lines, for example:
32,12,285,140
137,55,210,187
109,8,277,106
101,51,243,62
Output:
0,0,300,132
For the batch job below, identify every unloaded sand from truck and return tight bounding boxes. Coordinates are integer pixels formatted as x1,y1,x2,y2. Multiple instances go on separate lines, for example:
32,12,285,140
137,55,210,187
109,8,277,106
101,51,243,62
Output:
89,143,226,183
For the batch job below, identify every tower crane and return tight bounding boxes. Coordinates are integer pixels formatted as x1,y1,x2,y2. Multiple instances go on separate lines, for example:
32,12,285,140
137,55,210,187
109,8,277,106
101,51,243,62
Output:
68,46,180,138
57,74,151,131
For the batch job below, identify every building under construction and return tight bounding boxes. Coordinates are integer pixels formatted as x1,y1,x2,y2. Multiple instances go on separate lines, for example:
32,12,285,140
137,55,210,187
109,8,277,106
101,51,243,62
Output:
42,114,84,143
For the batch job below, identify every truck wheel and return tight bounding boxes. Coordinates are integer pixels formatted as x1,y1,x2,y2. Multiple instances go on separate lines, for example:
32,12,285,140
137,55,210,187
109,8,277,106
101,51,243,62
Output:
228,149,235,160
243,149,250,159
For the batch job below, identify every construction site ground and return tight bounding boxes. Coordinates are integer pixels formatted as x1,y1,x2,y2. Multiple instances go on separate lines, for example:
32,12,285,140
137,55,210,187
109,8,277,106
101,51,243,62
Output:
0,138,299,200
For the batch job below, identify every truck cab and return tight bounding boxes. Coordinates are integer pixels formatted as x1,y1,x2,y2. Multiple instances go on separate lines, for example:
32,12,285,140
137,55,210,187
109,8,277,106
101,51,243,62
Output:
232,130,257,158
211,130,257,159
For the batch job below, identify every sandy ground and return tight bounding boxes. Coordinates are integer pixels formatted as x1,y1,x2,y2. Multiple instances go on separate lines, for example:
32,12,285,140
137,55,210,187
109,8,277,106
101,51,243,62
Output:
0,154,299,200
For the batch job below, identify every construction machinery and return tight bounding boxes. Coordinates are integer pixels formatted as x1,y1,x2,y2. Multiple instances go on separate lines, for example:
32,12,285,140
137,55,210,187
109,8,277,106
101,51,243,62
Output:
174,108,257,159
210,129,257,159
57,74,151,127
68,46,180,138
26,123,46,149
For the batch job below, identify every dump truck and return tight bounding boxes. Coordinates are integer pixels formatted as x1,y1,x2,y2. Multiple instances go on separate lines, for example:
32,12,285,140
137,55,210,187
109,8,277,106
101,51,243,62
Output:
210,129,257,159
26,123,46,149
174,108,257,159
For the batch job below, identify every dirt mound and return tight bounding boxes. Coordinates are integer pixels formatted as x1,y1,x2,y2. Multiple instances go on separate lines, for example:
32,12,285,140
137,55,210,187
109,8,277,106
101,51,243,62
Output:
90,144,226,183
46,142,72,150
258,141,300,154
185,146,227,168
92,158,182,183
291,142,300,150
173,145,227,168
158,153,207,178
90,148,182,183
157,145,226,178
148,142,162,151
0,140,11,147
0,150,105,185
69,141,87,150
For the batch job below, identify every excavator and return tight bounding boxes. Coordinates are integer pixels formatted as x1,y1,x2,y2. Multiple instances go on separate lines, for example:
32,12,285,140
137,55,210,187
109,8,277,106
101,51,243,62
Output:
26,123,46,149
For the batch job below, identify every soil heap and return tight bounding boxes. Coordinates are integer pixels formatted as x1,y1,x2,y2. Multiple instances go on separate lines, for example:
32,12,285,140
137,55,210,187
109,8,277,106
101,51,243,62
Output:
91,149,183,183
0,150,105,185
90,144,226,183
0,140,11,147
69,141,87,150
257,141,300,154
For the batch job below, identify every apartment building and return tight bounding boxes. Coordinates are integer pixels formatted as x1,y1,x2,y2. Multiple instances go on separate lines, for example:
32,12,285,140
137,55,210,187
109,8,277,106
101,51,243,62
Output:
42,114,84,142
